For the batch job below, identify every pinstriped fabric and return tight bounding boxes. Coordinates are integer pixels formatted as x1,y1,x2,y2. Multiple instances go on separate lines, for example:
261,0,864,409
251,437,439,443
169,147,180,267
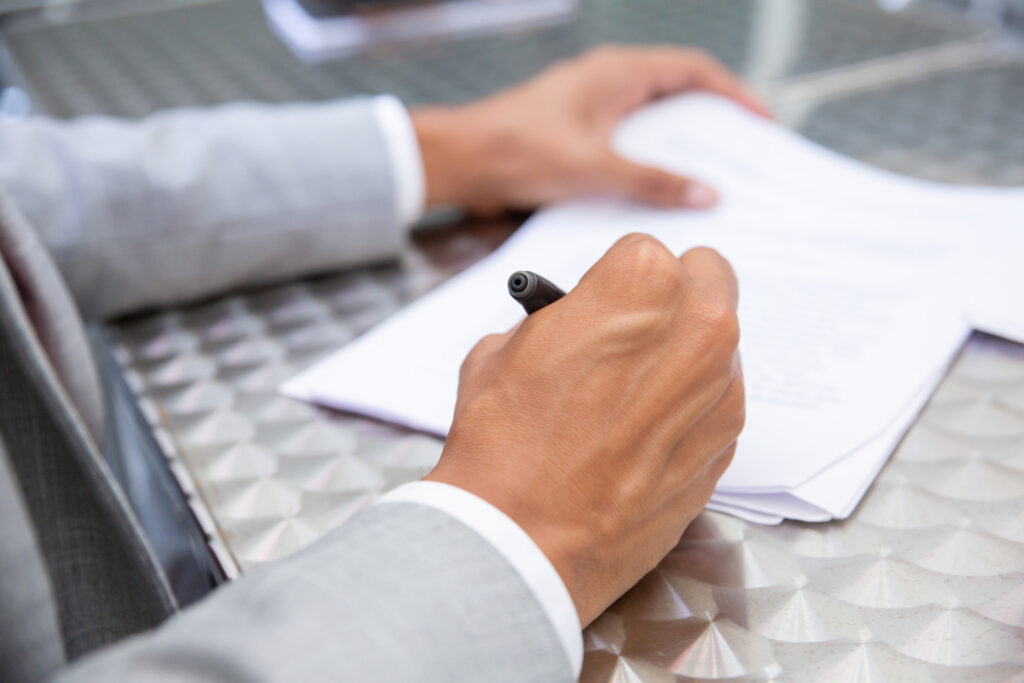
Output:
0,97,403,321
0,97,407,668
0,96,571,681
61,503,574,683
0,243,175,664
0,436,65,683
0,188,105,445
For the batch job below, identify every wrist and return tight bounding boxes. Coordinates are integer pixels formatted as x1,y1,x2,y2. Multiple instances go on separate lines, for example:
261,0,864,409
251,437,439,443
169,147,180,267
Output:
424,463,591,625
410,104,518,212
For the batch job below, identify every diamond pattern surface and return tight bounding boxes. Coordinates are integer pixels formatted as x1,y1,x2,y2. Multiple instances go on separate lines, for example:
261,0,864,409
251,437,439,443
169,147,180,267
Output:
83,10,1024,680
576,361,1024,678
801,64,1024,186
110,262,1024,681
112,225,511,572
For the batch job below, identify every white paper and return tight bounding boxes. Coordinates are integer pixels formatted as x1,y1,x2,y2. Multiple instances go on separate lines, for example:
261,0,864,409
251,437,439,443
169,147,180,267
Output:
711,364,951,522
283,95,1024,523
705,501,784,526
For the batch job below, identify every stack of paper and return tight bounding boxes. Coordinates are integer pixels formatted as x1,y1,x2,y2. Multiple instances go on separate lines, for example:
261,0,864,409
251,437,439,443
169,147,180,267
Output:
282,95,1024,524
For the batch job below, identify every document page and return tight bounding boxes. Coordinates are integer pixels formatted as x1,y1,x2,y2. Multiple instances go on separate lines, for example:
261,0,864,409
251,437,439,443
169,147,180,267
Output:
284,197,968,491
283,95,1023,521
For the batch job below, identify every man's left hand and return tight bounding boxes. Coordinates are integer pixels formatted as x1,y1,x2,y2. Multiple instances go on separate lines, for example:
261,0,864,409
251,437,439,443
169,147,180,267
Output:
410,44,770,214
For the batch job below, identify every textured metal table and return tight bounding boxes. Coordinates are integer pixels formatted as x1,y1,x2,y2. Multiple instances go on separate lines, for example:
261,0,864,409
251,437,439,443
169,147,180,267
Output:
8,0,1023,679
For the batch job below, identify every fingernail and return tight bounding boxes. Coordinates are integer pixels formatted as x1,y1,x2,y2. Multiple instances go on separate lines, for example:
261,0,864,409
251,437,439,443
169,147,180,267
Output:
682,183,718,209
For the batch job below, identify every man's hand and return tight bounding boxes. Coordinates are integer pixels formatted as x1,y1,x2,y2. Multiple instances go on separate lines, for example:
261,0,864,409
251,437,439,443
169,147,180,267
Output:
425,235,745,626
411,45,769,214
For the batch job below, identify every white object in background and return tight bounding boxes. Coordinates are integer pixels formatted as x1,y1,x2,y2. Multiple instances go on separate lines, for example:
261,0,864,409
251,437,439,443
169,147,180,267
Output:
263,0,578,62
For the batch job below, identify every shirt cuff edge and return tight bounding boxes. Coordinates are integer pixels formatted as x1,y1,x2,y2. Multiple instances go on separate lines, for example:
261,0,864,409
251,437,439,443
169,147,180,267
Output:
375,480,583,677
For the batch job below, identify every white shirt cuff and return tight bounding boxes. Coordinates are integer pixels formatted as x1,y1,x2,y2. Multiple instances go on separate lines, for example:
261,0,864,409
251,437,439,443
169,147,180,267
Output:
374,481,583,677
371,94,426,228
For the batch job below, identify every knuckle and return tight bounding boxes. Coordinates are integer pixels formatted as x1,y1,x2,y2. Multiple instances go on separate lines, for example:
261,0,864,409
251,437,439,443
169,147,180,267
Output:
699,303,740,349
615,231,656,249
689,473,719,508
459,347,481,375
462,333,501,369
711,443,738,479
720,309,742,348
457,354,476,383
683,245,727,268
683,246,739,290
691,445,738,504
614,233,681,284
686,305,739,375
478,332,506,352
723,373,747,436
685,245,718,259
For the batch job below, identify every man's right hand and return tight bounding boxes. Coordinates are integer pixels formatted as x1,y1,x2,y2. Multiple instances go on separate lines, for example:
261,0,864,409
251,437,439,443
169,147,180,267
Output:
425,234,745,627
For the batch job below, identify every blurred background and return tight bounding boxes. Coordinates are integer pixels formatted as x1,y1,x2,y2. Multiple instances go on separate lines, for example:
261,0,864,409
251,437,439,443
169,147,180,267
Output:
1,0,1022,184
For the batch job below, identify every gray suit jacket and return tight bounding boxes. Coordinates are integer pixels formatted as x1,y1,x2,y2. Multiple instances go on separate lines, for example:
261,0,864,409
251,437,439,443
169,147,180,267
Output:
0,98,572,682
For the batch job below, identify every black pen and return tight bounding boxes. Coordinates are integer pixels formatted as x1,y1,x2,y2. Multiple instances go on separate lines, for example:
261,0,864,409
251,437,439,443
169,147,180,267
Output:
507,270,565,315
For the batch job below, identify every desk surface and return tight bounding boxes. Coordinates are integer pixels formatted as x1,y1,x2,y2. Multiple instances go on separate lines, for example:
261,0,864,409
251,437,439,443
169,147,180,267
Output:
11,0,1021,679
111,80,1024,683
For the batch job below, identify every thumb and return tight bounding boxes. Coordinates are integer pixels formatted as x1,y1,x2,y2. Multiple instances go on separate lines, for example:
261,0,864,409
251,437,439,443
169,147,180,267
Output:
601,153,718,209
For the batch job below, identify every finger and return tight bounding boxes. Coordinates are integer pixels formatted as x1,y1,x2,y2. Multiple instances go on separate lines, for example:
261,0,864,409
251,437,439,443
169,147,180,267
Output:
678,246,739,310
662,364,745,493
667,441,738,517
671,441,739,515
459,331,511,382
621,46,773,119
643,440,740,558
477,331,513,355
678,51,774,119
577,232,688,302
673,441,738,513
600,153,718,209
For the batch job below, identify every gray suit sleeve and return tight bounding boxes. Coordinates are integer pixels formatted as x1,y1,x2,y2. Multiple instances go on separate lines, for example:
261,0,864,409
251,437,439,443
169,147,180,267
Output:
56,503,575,683
0,98,404,319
